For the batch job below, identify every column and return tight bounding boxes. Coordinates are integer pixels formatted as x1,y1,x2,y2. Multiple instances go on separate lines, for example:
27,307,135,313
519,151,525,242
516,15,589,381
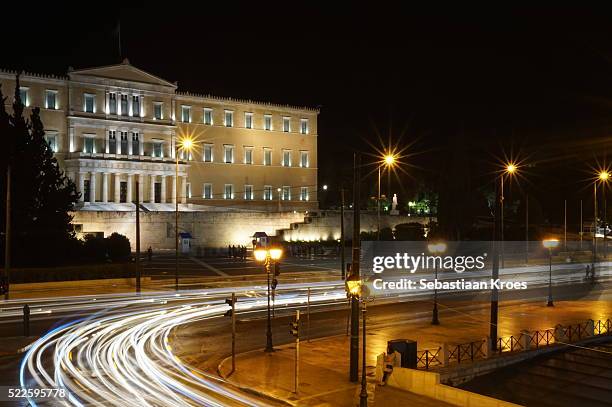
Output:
139,95,144,117
102,172,109,203
140,133,144,156
89,172,96,203
69,127,75,152
172,175,177,204
105,91,109,115
150,174,156,203
138,174,145,203
128,132,133,155
128,94,133,117
78,172,85,202
105,129,110,154
160,175,167,203
127,174,133,203
116,132,121,155
181,175,188,204
114,173,121,203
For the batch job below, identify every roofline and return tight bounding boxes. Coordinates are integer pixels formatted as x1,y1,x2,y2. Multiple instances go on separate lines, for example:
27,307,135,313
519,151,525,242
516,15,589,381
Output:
69,60,177,88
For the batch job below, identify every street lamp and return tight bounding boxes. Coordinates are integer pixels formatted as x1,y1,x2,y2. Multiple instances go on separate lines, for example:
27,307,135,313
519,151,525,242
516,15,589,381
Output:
593,170,610,276
254,246,283,352
542,239,559,307
428,242,447,325
175,136,194,291
500,162,517,267
345,273,368,407
378,154,396,240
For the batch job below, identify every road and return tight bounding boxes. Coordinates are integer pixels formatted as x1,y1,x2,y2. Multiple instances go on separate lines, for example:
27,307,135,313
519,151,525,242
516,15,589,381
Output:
0,259,610,406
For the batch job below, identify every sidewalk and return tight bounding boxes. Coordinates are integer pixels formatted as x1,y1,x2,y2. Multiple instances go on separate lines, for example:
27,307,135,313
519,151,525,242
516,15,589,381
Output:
216,300,612,406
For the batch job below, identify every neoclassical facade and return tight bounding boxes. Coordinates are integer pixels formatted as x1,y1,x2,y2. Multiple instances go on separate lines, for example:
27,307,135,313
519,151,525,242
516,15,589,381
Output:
0,60,319,212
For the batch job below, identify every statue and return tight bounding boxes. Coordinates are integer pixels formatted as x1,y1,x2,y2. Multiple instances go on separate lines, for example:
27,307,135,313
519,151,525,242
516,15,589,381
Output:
390,194,399,215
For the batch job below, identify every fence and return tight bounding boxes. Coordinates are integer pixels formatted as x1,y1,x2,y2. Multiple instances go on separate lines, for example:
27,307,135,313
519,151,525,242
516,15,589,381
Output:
416,318,611,370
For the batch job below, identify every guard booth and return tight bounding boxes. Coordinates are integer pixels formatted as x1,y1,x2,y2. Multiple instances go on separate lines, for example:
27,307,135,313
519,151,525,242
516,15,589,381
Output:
251,232,270,248
179,232,193,254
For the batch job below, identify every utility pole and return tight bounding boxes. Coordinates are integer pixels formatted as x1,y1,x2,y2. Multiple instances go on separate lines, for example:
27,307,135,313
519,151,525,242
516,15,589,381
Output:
135,181,141,293
175,144,179,291
525,194,529,264
340,188,346,280
350,152,360,382
490,178,501,351
580,199,583,250
3,164,11,301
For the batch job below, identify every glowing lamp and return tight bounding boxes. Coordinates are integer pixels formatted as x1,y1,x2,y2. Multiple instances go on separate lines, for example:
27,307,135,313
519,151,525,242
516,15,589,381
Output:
542,239,559,249
427,242,447,254
254,249,268,262
269,248,283,261
384,155,396,166
345,274,362,297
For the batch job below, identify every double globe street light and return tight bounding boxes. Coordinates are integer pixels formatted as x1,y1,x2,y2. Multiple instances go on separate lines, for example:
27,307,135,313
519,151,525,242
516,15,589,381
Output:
345,273,369,407
254,246,283,352
377,154,397,240
542,238,559,307
427,242,447,325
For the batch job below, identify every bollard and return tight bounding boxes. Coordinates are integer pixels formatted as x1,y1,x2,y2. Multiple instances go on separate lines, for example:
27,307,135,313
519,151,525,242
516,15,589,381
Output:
23,304,30,337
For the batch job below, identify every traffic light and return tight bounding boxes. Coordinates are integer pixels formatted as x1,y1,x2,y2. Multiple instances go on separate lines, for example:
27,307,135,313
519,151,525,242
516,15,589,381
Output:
289,320,299,338
225,296,236,317
274,263,280,277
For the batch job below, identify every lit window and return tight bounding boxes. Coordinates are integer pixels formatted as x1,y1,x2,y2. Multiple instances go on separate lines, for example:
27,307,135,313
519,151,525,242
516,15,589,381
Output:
263,185,273,200
108,130,117,153
203,183,213,199
131,132,140,155
152,141,163,158
283,116,291,132
282,186,291,200
204,108,213,125
120,132,128,155
154,102,163,120
45,90,57,110
244,147,253,164
300,118,309,134
244,185,253,200
300,187,309,201
109,93,117,114
263,148,272,166
19,87,28,107
300,151,309,168
83,136,95,154
120,94,128,116
244,112,253,129
203,144,213,162
264,114,272,131
224,145,234,163
181,106,191,123
84,93,95,113
282,150,291,167
224,184,234,199
45,132,57,152
132,95,140,117
224,110,234,127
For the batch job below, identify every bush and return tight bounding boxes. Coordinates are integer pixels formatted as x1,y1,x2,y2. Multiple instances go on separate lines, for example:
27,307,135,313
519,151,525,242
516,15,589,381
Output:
107,233,131,262
82,234,107,263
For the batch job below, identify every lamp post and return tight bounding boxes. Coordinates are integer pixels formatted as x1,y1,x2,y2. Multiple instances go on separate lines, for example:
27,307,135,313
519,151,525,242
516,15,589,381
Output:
377,154,396,240
500,163,516,268
254,246,283,352
594,171,609,276
175,136,194,291
428,242,447,325
345,273,368,407
542,239,559,307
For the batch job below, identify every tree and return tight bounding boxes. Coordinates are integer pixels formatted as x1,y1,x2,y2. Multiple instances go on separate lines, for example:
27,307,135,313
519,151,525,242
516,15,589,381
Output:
106,233,131,262
0,76,80,266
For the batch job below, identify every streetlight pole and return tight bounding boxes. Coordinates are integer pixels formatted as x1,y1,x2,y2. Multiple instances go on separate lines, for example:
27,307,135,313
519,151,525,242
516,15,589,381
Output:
525,194,529,264
3,164,11,301
377,166,381,241
359,300,368,407
254,247,282,353
265,256,274,352
350,152,360,383
175,143,179,291
500,174,504,269
340,188,346,280
594,181,598,274
428,242,446,325
543,239,559,307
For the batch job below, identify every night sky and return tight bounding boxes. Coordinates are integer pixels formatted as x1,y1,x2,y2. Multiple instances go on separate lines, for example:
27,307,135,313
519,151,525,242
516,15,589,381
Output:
5,6,612,228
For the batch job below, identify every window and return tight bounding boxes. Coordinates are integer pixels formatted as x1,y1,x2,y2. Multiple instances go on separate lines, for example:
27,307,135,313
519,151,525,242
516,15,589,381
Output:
282,150,291,167
224,110,234,127
45,132,57,152
300,187,309,201
120,181,127,203
244,185,253,200
204,108,213,125
120,132,128,155
224,145,234,163
300,151,309,168
244,112,253,129
45,90,57,110
224,184,234,199
264,114,272,131
244,147,253,164
263,185,273,200
83,180,91,202
263,148,272,166
19,87,28,107
181,105,191,123
283,116,291,132
282,186,291,200
132,95,140,117
83,136,95,154
152,141,163,158
109,93,117,114
120,94,128,116
300,118,309,134
154,102,163,120
203,144,213,162
108,130,117,153
84,93,95,113
131,132,140,155
203,183,213,199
